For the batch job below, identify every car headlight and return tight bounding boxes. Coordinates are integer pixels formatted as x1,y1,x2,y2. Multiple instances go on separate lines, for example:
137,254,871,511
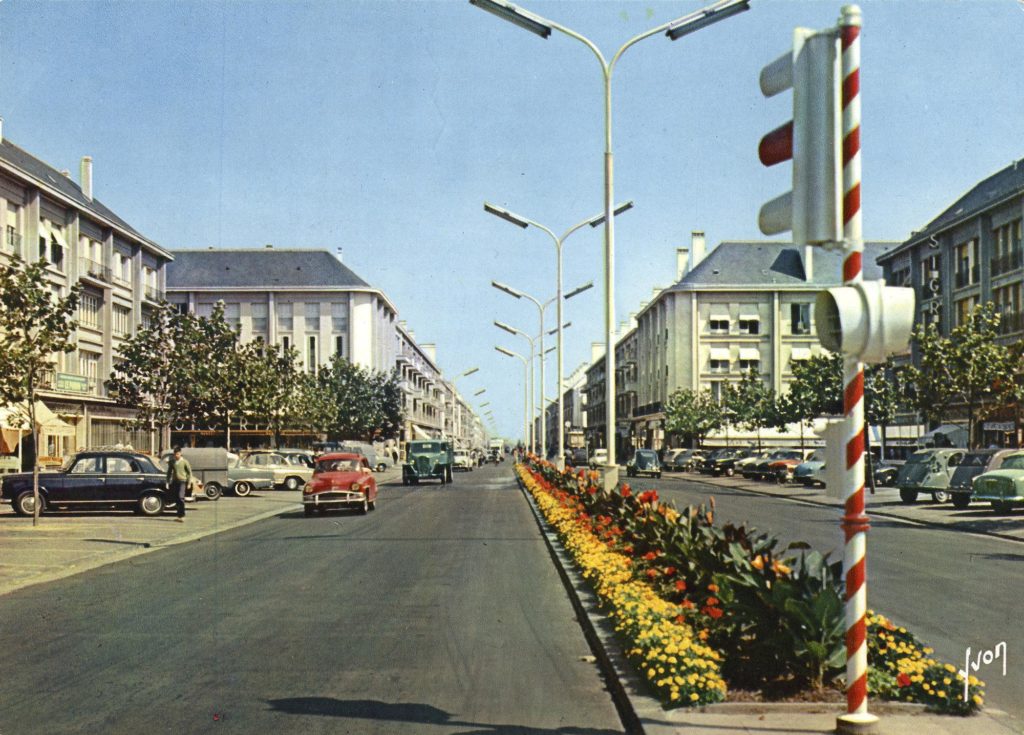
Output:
350,482,360,491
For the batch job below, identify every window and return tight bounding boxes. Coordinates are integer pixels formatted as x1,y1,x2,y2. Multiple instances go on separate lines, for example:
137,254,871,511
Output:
739,348,760,373
992,219,1023,277
251,302,268,333
114,252,132,286
113,305,132,336
107,457,137,474
790,303,811,335
79,351,100,394
307,335,317,373
305,302,320,330
173,302,189,315
955,295,979,327
739,358,760,372
277,302,293,331
710,381,724,404
710,359,729,373
79,292,102,330
223,302,240,330
738,316,760,335
335,335,345,357
709,318,729,334
197,302,214,318
4,203,21,255
282,335,291,352
332,301,348,331
70,457,102,474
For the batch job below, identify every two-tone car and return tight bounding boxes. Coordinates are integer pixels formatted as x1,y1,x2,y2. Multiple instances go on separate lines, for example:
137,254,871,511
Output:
302,453,378,516
971,452,1024,514
895,448,965,504
1,450,174,516
238,450,313,490
947,449,1017,510
767,449,816,484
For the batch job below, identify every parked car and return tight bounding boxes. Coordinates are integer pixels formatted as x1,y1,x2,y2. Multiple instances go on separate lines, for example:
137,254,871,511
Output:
626,449,662,478
238,450,313,490
971,452,1024,514
589,448,609,469
736,450,775,478
453,450,474,472
159,448,228,500
226,453,275,497
277,448,315,469
668,449,706,472
873,460,901,487
895,448,966,504
948,449,1018,510
745,449,791,480
792,451,826,487
698,448,730,475
566,447,589,467
705,448,756,477
2,450,174,517
302,453,377,516
403,440,453,485
768,449,816,484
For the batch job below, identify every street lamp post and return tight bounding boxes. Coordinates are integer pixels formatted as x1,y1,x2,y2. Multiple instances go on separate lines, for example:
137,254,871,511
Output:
495,345,529,449
484,200,629,469
450,366,481,450
472,0,750,482
494,317,544,454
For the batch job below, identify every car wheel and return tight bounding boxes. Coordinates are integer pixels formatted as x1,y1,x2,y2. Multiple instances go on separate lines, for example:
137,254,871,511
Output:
376,463,386,472
951,493,971,510
204,482,222,500
284,476,301,491
14,490,44,517
899,488,919,504
932,490,950,504
138,493,164,517
369,497,376,511
360,495,369,514
992,500,1013,514
303,505,315,517
234,481,253,497
725,467,734,477
655,472,662,479
402,476,410,486
446,467,453,483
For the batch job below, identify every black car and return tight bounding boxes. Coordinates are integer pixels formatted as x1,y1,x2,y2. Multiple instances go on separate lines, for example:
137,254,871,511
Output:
1,451,173,517
566,448,589,468
705,448,755,477
626,449,662,478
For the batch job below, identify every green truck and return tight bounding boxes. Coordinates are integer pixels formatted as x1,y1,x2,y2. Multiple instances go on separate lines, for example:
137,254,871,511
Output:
402,440,454,485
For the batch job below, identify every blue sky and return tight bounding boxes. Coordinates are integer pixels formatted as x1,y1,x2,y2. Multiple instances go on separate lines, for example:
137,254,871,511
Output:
1,0,1021,441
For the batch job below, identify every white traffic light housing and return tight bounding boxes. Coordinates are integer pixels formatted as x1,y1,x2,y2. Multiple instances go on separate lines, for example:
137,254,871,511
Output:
814,280,916,364
758,27,841,246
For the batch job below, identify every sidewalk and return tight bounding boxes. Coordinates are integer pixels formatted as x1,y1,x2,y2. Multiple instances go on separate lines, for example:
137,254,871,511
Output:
681,471,1024,544
518,473,1024,735
0,467,402,597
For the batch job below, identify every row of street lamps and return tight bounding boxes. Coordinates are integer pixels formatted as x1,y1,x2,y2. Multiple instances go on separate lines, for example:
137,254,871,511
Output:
473,0,750,476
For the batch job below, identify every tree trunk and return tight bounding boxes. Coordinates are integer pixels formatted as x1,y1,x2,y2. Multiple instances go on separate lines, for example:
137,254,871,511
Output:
29,380,39,527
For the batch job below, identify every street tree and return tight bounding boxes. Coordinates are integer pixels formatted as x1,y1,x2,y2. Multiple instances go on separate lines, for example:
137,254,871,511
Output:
0,255,80,525
664,388,723,448
239,340,303,448
728,369,778,450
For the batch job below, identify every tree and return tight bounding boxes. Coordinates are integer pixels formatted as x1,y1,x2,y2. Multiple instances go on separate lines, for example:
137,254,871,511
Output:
239,340,303,448
727,369,779,450
0,255,80,525
313,356,405,442
904,304,1014,448
664,388,722,448
180,303,245,449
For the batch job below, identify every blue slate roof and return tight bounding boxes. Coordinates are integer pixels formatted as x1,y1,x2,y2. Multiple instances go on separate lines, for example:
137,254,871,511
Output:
0,138,160,251
167,248,371,289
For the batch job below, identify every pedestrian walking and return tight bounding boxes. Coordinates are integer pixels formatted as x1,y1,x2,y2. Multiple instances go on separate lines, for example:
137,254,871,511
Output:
167,446,192,521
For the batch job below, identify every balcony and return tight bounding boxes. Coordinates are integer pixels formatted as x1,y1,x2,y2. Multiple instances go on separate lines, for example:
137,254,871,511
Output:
991,250,1023,278
3,229,22,253
38,370,95,395
144,285,164,302
80,257,112,283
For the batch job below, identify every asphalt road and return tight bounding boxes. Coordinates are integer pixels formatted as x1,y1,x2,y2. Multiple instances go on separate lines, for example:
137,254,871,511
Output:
638,472,1024,722
0,465,624,735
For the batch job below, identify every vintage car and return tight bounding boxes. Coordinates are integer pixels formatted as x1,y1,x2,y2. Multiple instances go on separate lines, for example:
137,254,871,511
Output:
403,440,453,485
1,450,174,517
160,448,226,500
588,448,609,469
873,460,901,487
453,450,474,472
667,449,706,472
792,451,826,487
625,449,662,478
768,449,816,483
238,450,313,490
302,453,377,515
735,450,774,478
744,449,792,480
226,453,275,496
704,448,756,477
895,448,966,504
971,452,1024,514
566,447,589,468
948,449,1017,510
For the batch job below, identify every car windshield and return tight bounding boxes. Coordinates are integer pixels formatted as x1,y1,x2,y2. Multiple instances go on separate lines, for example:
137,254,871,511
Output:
960,452,993,467
411,443,441,453
906,452,931,464
316,459,361,473
780,451,804,460
999,455,1024,471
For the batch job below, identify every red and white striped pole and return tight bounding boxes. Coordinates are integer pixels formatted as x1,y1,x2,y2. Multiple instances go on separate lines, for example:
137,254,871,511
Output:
836,5,876,734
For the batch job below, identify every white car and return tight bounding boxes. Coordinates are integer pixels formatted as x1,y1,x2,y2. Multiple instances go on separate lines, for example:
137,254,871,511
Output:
453,451,474,472
589,448,609,469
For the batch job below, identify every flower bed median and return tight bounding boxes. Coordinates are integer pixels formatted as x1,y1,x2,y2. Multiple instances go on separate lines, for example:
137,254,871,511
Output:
516,457,984,714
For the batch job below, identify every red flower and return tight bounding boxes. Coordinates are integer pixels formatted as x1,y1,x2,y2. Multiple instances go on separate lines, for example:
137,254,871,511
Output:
646,569,659,579
675,580,687,592
664,566,677,576
638,490,659,504
674,614,686,624
707,583,719,593
706,607,724,619
680,599,695,610
620,483,632,497
706,596,720,606
642,551,658,561
896,672,912,688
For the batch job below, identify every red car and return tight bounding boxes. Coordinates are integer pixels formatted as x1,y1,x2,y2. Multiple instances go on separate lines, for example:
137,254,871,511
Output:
302,453,377,516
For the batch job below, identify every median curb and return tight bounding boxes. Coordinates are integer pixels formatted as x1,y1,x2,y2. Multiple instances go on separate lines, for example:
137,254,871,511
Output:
514,466,1023,735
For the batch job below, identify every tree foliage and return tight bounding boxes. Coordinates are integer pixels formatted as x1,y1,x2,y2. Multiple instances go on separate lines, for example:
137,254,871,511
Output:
664,388,722,448
727,369,780,449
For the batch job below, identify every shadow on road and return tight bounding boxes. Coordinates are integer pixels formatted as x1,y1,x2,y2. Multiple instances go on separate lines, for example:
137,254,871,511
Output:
265,697,622,734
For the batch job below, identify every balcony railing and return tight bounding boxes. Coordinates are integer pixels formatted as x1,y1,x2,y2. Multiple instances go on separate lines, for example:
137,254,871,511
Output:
80,257,112,283
4,229,22,252
144,285,164,302
991,250,1023,278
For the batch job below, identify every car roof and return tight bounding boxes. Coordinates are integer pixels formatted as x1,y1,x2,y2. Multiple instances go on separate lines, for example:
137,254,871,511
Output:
77,450,149,459
316,452,365,461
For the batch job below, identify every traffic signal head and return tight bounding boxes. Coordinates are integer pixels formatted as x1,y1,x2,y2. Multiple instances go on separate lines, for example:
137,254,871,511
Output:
758,27,841,247
814,280,916,364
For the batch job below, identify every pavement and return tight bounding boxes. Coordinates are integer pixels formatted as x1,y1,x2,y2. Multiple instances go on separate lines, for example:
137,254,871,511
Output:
2,462,1021,734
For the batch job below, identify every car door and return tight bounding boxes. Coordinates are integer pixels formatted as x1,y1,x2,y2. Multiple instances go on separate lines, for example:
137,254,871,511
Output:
61,455,105,504
104,456,144,503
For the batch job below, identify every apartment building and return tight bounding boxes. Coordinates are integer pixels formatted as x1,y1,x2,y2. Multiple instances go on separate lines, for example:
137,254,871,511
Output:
877,157,1024,447
0,126,172,460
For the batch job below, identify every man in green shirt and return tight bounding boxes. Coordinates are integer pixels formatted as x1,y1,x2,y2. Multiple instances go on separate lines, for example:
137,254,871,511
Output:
167,446,192,521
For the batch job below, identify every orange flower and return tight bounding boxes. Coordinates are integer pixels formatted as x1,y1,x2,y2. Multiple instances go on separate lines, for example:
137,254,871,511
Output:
620,485,632,498
646,569,659,579
664,566,677,576
772,559,792,576
675,580,687,592
751,555,765,570
642,551,658,561
707,583,719,593
706,597,719,606
706,607,724,619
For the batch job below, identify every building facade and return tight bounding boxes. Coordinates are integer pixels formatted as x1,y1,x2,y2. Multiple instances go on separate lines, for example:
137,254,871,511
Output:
0,130,172,462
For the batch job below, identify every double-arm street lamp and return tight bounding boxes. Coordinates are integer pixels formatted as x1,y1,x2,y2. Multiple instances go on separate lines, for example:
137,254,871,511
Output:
449,366,481,449
472,0,750,476
484,200,631,469
494,345,530,447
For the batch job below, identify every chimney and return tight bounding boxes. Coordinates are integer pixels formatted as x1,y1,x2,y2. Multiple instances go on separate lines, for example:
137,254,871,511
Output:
691,230,706,268
804,245,814,282
336,247,343,262
629,312,638,330
80,156,93,200
676,246,690,281
422,343,436,363
61,169,71,178
591,342,605,363
265,243,273,249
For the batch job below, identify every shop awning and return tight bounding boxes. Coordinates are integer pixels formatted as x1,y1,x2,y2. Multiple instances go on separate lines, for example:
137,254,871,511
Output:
34,402,76,437
412,424,434,440
739,348,761,361
709,347,730,360
0,405,29,454
738,313,760,322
